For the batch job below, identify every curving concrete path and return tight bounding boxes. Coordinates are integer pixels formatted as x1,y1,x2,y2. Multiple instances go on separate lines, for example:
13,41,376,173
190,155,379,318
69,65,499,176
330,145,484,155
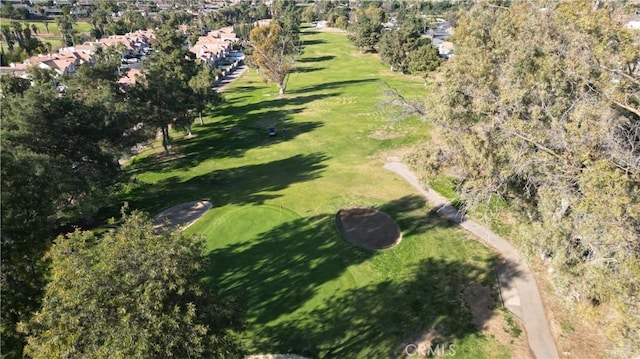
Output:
384,162,559,359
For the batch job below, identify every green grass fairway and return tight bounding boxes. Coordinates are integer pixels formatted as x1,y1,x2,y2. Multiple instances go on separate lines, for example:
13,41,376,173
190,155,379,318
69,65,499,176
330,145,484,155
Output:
0,19,92,35
123,29,515,358
0,19,91,51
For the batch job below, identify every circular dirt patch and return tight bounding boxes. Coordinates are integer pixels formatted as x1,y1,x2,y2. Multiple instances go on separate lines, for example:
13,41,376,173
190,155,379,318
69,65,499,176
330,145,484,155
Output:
153,200,212,232
335,208,402,250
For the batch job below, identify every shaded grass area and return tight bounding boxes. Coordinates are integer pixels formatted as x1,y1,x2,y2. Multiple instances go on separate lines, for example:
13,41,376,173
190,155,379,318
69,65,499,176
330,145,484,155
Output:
194,196,518,358
124,152,329,216
123,29,517,358
258,256,508,358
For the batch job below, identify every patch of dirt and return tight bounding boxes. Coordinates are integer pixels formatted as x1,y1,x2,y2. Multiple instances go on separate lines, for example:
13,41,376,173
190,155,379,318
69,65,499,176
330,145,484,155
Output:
483,313,533,359
153,200,212,232
531,260,615,358
312,26,347,33
335,208,402,250
397,329,446,357
369,130,404,140
463,283,532,358
464,283,496,330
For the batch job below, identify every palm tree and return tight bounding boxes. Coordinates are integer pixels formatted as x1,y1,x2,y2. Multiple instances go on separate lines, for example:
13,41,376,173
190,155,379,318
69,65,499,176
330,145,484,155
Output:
56,7,76,46
1,25,15,52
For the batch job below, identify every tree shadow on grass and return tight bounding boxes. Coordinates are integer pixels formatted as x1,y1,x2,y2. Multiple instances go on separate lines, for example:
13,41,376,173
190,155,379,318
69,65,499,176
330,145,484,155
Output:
200,193,523,357
127,93,336,173
288,79,378,95
257,256,523,358
216,92,340,121
297,55,336,63
204,214,375,325
302,39,327,45
290,66,326,73
376,195,458,237
122,152,329,216
218,94,252,105
226,85,261,93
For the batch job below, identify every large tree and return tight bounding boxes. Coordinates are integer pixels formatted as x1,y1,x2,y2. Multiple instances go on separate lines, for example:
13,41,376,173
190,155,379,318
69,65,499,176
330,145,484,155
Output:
248,23,298,95
19,211,244,358
56,6,76,46
0,56,144,356
408,44,442,83
134,25,200,154
270,0,300,42
89,0,117,39
378,24,420,73
424,2,640,353
347,16,382,53
188,66,222,126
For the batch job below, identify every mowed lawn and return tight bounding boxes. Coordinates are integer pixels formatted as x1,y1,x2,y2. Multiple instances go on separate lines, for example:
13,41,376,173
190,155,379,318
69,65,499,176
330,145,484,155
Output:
0,18,92,49
123,29,513,358
0,18,93,35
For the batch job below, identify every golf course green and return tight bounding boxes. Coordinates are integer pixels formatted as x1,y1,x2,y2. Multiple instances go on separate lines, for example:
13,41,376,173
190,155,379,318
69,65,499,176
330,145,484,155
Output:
124,27,515,358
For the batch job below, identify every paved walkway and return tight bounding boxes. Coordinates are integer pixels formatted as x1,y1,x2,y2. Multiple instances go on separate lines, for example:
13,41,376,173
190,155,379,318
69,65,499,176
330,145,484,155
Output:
213,63,249,92
384,162,559,359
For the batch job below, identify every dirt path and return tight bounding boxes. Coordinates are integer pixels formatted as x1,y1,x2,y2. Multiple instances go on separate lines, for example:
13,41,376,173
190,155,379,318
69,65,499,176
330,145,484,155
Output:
384,161,559,359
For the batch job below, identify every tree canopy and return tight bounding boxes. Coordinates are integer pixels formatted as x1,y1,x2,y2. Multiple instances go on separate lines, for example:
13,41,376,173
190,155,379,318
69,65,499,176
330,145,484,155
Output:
19,211,244,359
1,54,145,356
56,6,76,46
378,24,420,73
1,20,227,352
424,2,640,353
347,15,382,53
134,25,210,154
408,44,442,82
248,23,298,95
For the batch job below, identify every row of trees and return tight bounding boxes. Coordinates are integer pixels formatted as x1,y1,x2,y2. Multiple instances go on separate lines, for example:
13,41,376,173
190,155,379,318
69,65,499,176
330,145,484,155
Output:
0,22,50,64
1,24,225,357
345,3,443,81
88,1,152,40
420,2,640,355
203,0,270,30
377,24,442,81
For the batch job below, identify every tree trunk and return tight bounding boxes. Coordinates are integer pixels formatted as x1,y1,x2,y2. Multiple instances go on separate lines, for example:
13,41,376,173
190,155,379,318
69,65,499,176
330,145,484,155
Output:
199,112,204,126
161,125,170,156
